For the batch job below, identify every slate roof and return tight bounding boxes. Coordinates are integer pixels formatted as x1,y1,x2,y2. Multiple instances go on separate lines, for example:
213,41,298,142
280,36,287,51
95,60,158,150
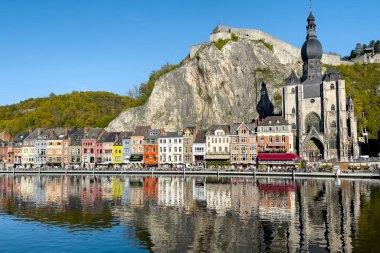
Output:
323,66,341,82
0,139,8,147
67,128,85,145
144,129,162,140
13,132,30,143
97,132,120,143
121,131,133,139
206,125,230,135
132,126,151,137
160,131,183,138
83,128,104,139
230,123,256,135
194,130,207,144
258,116,290,127
285,70,301,85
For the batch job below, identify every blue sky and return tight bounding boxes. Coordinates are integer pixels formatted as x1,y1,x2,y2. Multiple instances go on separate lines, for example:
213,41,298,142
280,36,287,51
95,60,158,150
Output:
0,0,378,105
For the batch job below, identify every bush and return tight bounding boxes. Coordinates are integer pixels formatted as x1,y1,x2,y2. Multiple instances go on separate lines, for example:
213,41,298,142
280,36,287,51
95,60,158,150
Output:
231,33,238,42
213,39,230,50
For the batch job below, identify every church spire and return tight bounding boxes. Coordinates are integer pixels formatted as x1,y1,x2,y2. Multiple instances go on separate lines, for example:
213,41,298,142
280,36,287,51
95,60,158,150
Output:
306,10,317,39
300,5,323,84
256,82,274,119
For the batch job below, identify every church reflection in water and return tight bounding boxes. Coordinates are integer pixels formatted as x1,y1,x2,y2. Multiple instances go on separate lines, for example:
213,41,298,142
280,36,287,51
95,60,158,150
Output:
0,175,378,252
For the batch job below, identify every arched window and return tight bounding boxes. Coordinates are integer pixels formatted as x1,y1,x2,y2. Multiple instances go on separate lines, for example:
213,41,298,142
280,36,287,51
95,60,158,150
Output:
329,135,337,149
292,107,296,114
331,121,337,128
331,104,336,111
330,83,335,90
305,112,321,133
292,123,296,130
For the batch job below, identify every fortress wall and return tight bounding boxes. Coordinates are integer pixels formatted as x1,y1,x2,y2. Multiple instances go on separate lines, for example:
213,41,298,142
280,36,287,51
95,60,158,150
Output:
190,25,350,66
352,54,380,64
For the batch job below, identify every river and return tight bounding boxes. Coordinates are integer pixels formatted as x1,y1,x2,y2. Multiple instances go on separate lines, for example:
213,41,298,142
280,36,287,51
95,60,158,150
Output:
0,175,379,252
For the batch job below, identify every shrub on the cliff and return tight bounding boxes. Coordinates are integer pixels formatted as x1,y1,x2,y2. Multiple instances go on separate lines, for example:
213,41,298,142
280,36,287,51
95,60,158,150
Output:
231,33,239,42
214,39,230,50
258,39,273,52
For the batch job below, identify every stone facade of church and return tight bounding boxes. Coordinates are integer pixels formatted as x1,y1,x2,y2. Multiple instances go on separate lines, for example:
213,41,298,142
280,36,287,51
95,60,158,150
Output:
282,12,359,162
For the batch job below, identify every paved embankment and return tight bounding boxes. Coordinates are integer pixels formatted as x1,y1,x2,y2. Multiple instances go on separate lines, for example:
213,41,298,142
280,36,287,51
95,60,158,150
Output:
0,169,379,179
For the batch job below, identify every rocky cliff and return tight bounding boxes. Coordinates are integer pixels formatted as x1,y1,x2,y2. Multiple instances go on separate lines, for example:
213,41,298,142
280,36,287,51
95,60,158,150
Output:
107,37,299,132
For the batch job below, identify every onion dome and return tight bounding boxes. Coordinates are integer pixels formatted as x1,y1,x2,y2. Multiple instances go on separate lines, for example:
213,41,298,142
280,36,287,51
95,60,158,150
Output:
301,12,323,61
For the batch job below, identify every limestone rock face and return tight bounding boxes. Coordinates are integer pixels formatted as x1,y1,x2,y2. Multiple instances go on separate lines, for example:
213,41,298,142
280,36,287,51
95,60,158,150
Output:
107,39,298,132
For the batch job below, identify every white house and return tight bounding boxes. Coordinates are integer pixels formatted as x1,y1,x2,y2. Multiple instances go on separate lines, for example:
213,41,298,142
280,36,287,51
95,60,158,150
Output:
158,132,184,166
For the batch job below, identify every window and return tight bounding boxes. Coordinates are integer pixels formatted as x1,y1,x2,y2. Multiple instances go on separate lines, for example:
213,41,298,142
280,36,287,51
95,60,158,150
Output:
329,135,337,149
269,136,273,143
331,121,337,128
292,123,296,130
331,104,336,111
292,108,296,114
330,83,334,90
282,135,286,143
305,112,321,133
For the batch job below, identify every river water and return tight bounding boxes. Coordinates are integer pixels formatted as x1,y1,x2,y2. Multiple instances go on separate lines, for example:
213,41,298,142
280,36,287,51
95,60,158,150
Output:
0,175,379,252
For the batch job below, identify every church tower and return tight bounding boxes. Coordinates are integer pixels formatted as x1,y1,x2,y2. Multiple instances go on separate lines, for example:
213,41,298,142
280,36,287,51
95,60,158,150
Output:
282,9,359,161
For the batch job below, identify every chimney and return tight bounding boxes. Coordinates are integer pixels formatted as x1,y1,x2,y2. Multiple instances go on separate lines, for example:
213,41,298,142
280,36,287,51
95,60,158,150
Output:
37,129,41,136
84,128,89,135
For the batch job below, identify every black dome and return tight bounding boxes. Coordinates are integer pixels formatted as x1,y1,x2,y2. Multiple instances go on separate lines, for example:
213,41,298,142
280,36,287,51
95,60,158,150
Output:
301,38,322,61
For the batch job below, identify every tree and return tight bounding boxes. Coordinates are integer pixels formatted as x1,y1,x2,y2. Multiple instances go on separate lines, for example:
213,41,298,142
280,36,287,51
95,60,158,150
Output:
126,85,140,99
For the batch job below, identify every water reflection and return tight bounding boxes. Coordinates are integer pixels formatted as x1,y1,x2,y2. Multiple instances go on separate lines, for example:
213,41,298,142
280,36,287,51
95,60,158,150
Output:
0,175,379,252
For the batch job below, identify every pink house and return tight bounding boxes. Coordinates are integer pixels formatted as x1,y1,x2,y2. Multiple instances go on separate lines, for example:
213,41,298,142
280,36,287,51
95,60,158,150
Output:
80,128,104,165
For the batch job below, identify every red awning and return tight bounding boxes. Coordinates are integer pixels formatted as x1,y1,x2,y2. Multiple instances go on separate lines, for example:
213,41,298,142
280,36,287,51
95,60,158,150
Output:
258,153,302,161
258,184,298,192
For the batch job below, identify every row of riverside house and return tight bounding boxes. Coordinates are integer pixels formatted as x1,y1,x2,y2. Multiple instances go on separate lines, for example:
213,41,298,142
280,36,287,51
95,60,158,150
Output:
0,116,300,169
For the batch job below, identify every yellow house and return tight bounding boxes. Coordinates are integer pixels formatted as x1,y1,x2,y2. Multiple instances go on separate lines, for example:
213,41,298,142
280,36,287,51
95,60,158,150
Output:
112,133,123,165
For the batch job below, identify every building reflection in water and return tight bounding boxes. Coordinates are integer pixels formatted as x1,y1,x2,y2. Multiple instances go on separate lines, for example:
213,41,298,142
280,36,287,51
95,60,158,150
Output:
0,174,378,252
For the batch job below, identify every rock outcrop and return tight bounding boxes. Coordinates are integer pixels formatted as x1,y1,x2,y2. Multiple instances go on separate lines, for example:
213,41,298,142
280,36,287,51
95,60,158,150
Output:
107,38,298,132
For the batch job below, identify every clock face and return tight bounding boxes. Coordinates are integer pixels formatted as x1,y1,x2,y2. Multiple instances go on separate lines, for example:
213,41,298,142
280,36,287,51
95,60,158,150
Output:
310,99,315,103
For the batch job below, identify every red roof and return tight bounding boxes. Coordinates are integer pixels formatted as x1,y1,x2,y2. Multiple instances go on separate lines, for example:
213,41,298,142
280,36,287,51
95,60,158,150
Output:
257,153,302,161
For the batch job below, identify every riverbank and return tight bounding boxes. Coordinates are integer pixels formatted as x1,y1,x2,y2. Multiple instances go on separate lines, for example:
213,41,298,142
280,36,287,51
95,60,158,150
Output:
1,169,379,179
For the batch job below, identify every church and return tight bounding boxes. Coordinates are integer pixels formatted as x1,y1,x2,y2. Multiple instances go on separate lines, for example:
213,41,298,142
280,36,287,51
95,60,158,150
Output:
281,11,359,162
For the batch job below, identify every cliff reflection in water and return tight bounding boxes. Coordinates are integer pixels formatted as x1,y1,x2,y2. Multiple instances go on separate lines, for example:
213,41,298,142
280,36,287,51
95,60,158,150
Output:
0,175,379,252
